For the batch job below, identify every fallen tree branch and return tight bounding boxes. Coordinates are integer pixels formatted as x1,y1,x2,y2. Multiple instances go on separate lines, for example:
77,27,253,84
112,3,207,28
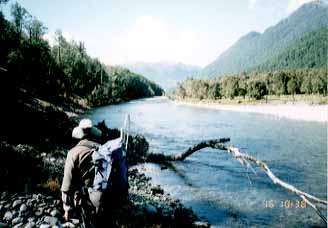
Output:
147,139,327,223
221,145,327,223
145,138,230,164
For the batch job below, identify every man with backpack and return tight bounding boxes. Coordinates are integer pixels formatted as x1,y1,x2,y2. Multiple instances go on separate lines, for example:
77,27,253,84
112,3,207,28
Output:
61,118,128,227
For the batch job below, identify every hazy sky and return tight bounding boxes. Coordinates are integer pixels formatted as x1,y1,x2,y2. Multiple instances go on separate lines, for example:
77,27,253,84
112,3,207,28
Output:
3,0,314,67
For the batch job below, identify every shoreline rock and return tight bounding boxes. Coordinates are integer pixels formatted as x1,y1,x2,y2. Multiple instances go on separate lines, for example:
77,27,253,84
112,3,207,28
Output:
0,167,209,228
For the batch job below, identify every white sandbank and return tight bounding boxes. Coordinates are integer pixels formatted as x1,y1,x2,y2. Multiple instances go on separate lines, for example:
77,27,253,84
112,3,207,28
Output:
174,100,328,123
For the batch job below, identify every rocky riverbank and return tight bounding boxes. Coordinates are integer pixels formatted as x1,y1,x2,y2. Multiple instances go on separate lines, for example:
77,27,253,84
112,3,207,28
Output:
0,92,210,227
0,167,209,228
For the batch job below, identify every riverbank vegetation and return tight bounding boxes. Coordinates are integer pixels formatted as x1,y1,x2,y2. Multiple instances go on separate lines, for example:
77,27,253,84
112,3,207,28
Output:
0,0,163,195
170,67,327,104
0,1,163,110
0,0,164,146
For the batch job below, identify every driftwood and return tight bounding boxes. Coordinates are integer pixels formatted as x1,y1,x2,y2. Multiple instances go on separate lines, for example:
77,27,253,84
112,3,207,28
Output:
147,138,327,223
145,138,230,164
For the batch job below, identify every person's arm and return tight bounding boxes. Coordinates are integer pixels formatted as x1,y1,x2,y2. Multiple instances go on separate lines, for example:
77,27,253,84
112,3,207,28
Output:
62,192,73,220
61,149,76,220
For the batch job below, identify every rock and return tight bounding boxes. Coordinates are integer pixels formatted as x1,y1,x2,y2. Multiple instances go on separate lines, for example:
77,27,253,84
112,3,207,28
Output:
11,216,23,225
0,222,9,228
35,210,43,217
27,217,35,222
36,194,44,201
50,209,59,217
38,203,46,208
45,208,52,214
143,204,157,214
193,221,210,227
24,222,35,228
13,223,23,228
3,211,13,221
20,204,27,212
13,199,22,208
4,203,11,209
1,192,8,200
62,222,75,228
26,199,35,207
43,216,58,226
40,224,51,228
70,218,79,225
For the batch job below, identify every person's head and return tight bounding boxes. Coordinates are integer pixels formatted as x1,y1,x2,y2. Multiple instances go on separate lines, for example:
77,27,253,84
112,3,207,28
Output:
72,119,102,143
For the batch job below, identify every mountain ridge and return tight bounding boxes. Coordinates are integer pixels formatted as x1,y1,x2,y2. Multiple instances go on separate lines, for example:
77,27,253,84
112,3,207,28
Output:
202,0,328,78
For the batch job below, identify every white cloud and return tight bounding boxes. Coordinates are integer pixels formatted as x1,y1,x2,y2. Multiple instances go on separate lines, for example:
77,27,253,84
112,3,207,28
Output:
287,0,314,13
248,0,259,10
106,16,212,66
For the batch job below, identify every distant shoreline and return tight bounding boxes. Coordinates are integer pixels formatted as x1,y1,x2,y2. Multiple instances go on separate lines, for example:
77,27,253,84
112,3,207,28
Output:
172,99,328,122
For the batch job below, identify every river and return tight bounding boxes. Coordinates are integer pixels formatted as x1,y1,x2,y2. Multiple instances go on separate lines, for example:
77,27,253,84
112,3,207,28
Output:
85,97,327,227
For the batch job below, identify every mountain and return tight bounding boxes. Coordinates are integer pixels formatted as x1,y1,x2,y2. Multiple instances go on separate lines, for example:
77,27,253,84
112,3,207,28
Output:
122,62,201,90
255,27,328,72
202,0,328,77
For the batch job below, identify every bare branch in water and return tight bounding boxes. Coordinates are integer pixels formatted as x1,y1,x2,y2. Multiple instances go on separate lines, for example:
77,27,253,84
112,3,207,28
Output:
146,138,327,223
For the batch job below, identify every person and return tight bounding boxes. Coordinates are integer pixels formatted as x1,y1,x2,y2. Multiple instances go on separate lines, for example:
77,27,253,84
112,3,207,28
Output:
61,118,103,224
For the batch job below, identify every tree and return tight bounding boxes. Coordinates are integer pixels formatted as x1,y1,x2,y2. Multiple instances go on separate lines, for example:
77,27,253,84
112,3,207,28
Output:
208,82,221,99
247,79,267,100
10,2,28,37
311,71,327,95
300,75,312,94
287,77,297,99
272,71,288,95
27,18,47,44
221,76,239,99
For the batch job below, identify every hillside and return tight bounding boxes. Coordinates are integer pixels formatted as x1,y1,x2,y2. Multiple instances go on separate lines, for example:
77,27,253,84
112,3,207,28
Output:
255,27,328,72
202,0,328,77
122,62,201,90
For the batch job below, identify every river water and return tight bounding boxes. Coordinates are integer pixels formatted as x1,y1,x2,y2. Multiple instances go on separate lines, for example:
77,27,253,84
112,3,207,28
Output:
85,97,327,227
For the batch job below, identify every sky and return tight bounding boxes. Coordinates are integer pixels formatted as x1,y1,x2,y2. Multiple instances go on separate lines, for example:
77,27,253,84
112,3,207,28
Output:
2,0,315,67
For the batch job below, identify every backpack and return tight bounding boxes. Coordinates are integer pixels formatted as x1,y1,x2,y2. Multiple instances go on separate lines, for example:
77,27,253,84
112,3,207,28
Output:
87,137,128,207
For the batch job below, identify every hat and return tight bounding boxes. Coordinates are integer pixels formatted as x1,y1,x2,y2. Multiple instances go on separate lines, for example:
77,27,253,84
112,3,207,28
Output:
72,118,102,139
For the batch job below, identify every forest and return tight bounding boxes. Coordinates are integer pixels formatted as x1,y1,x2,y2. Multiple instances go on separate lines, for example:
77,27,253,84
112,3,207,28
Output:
171,67,327,101
0,1,163,110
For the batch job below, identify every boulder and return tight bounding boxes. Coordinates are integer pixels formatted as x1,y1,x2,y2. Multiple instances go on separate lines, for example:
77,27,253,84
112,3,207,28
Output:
40,224,51,228
3,211,13,221
50,209,59,217
43,216,58,226
62,222,75,228
24,221,35,228
11,216,23,225
12,199,22,208
20,204,27,212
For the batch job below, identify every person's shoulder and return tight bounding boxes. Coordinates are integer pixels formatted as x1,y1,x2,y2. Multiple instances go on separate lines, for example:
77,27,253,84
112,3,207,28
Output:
67,140,90,158
78,139,100,149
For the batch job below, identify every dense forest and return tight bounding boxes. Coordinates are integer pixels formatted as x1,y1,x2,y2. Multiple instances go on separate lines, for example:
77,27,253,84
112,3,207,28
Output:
0,1,163,147
254,28,328,72
0,1,163,110
171,67,327,101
